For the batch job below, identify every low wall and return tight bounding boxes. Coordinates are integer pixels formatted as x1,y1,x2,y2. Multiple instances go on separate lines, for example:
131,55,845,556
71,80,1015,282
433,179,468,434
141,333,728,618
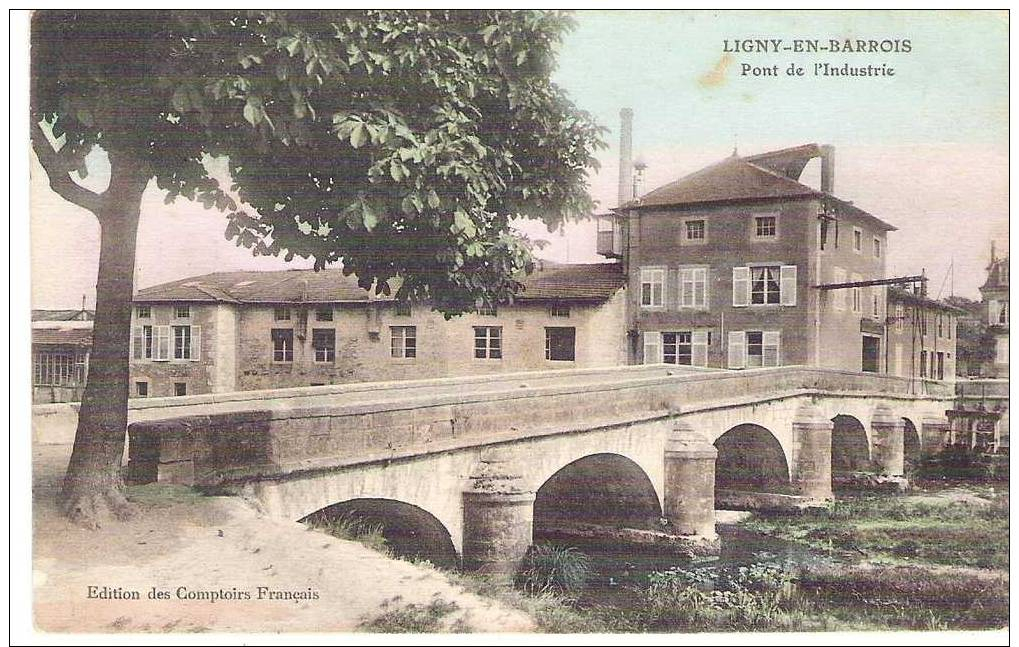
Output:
123,365,956,488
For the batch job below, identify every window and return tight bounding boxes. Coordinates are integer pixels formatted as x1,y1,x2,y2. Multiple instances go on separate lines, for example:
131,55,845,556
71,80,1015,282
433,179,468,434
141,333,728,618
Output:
394,302,412,317
734,265,796,307
174,305,191,319
135,381,148,397
549,304,571,318
754,215,777,239
315,307,333,322
312,329,336,363
661,331,709,366
33,351,81,386
948,316,953,339
476,304,498,317
474,326,502,359
640,267,666,308
274,307,291,321
920,350,927,378
999,302,1009,325
271,328,294,362
853,227,862,253
174,382,187,397
750,266,781,305
135,305,151,319
872,292,880,318
679,267,708,309
895,304,904,332
937,314,944,337
391,326,417,358
873,237,882,259
727,331,780,368
173,325,193,360
133,325,154,360
545,327,576,361
684,219,706,243
851,273,862,313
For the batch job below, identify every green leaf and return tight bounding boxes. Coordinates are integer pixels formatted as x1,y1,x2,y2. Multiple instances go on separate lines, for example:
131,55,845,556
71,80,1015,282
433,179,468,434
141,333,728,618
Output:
243,97,263,126
350,122,367,148
427,189,440,209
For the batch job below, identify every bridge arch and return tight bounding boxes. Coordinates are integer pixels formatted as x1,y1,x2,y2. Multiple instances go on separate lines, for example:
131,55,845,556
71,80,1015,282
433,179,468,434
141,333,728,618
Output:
831,414,871,476
533,453,663,539
713,423,791,503
903,417,921,471
300,498,459,569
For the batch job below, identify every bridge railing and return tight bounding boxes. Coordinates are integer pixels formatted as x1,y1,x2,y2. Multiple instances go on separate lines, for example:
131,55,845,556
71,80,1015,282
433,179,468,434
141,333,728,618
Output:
126,365,956,487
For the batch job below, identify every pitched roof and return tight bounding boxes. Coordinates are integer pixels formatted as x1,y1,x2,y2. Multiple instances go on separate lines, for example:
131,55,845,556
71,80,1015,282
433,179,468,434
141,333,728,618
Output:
620,146,896,232
981,256,1009,291
888,287,968,314
32,326,93,346
31,309,94,321
135,263,626,305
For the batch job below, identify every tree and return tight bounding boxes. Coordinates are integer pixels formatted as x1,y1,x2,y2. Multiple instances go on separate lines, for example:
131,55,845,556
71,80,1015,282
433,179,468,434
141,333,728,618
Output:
944,296,994,376
30,9,604,527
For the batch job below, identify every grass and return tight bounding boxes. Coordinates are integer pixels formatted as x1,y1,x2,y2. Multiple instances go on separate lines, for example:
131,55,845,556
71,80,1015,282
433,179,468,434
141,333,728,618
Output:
740,484,1009,569
518,544,591,597
125,483,207,507
359,596,464,633
303,512,390,555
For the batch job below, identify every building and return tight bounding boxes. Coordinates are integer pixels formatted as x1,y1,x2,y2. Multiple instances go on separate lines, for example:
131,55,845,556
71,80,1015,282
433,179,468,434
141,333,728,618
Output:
886,286,965,384
129,262,626,397
601,142,908,372
31,309,93,404
979,250,1008,377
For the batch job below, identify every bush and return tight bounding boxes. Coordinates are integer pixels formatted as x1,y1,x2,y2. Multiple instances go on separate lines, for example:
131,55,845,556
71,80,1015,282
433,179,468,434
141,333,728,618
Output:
916,445,1003,480
304,512,390,555
517,544,591,597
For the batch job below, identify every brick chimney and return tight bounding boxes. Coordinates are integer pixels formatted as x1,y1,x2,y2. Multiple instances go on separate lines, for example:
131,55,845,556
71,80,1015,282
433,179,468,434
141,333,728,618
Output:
617,108,634,207
820,144,835,194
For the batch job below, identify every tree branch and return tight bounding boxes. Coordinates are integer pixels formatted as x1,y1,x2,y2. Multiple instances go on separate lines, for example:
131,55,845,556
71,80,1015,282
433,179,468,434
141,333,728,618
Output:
30,122,103,213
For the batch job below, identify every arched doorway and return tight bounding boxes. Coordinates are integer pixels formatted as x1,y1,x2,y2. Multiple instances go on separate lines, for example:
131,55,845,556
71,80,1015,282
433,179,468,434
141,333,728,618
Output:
831,414,871,475
300,498,458,569
714,424,791,506
533,453,662,539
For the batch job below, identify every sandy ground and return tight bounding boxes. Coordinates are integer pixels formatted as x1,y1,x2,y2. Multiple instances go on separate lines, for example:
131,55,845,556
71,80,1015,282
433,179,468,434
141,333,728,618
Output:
32,444,534,634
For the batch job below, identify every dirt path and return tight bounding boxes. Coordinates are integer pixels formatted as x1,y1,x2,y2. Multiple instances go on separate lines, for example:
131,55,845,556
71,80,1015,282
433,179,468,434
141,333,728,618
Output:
33,445,534,633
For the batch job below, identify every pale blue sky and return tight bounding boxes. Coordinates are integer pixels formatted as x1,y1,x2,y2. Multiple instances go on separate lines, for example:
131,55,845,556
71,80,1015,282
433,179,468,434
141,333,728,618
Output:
31,10,1008,307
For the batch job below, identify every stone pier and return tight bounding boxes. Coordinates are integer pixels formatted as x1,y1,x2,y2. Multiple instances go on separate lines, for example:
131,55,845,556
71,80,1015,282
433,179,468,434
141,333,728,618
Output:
663,421,718,540
791,403,834,503
461,453,535,576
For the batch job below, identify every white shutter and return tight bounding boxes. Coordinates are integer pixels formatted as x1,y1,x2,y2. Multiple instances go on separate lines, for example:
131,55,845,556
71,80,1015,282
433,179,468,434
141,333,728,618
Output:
727,331,746,369
190,325,201,362
132,326,143,360
665,268,677,310
643,332,662,365
780,265,797,306
692,330,708,366
732,267,750,307
155,325,171,361
694,268,708,309
763,331,781,367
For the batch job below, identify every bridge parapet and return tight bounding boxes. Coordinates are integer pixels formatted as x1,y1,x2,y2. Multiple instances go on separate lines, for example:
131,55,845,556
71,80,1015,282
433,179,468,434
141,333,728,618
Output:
127,366,955,489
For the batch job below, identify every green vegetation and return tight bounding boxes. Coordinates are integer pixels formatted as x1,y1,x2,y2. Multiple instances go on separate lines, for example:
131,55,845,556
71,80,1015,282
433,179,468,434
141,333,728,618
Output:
518,544,591,597
740,485,1009,569
125,483,207,508
304,512,390,555
360,597,464,633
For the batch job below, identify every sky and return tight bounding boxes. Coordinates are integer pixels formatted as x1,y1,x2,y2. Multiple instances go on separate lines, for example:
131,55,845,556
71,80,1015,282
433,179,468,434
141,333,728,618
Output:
30,10,1009,308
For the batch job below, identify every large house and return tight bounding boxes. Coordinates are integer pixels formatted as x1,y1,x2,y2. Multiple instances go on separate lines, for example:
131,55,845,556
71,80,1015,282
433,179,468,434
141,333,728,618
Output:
598,113,956,375
128,262,626,397
886,286,965,382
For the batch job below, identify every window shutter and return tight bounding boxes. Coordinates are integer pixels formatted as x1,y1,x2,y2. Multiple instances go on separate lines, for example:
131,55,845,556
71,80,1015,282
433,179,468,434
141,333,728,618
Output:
697,268,709,309
677,268,690,308
666,268,678,310
780,265,797,306
692,330,708,366
763,331,781,367
727,331,746,369
190,325,201,362
155,325,170,361
132,326,143,360
643,332,662,365
732,267,750,307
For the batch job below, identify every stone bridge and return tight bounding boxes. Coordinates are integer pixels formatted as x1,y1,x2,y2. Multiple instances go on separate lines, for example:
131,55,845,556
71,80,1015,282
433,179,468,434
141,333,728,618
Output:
128,365,955,574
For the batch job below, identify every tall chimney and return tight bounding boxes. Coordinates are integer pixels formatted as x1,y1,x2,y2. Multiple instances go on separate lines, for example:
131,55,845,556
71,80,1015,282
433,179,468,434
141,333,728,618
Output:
820,144,835,194
617,108,634,207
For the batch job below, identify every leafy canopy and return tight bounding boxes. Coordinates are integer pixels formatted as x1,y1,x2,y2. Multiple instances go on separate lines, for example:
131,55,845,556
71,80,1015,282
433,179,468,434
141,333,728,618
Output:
31,10,605,314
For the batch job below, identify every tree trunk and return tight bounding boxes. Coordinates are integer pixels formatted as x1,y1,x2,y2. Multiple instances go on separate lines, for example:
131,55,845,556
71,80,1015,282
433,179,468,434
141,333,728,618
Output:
60,154,149,528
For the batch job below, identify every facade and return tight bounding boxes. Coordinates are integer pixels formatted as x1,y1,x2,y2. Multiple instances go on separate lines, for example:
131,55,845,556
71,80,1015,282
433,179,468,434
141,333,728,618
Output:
979,253,1009,377
886,287,964,383
129,263,626,397
600,142,928,374
31,309,93,404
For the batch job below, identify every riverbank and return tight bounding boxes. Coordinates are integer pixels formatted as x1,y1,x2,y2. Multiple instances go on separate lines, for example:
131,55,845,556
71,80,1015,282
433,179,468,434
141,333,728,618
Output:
32,444,534,633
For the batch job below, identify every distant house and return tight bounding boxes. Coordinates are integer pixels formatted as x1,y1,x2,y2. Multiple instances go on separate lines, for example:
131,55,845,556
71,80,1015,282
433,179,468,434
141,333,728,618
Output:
980,252,1009,377
129,263,627,397
886,287,966,382
31,309,93,404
